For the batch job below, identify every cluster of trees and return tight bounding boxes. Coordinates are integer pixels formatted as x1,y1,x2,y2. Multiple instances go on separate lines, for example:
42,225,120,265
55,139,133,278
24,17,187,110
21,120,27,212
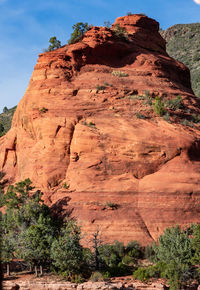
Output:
0,178,200,289
134,225,200,289
0,178,143,282
46,19,129,51
46,22,91,52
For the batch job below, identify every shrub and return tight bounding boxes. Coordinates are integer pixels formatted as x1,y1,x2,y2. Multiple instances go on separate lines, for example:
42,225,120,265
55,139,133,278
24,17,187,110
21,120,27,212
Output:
126,241,142,259
105,201,118,210
40,107,48,113
68,22,91,44
96,85,106,91
164,96,184,111
113,24,128,40
46,36,61,52
144,244,156,262
122,255,135,266
63,182,70,189
180,119,194,127
153,96,166,116
192,114,200,123
163,112,171,123
126,12,133,16
112,71,129,77
82,121,96,128
133,267,150,281
90,271,104,282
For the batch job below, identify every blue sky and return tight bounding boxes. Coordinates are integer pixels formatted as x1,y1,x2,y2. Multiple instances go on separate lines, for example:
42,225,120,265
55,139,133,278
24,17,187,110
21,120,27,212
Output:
0,0,200,113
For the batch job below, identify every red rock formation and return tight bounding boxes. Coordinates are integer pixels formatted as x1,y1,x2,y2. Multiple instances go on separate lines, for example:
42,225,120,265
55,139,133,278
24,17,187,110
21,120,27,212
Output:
1,14,200,245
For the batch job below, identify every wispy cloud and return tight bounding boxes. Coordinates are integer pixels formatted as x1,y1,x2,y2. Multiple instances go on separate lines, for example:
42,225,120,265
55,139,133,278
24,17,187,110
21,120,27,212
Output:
193,0,200,4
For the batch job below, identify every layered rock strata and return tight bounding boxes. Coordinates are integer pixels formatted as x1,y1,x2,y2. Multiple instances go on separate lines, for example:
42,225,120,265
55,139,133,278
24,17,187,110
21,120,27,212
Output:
1,14,200,245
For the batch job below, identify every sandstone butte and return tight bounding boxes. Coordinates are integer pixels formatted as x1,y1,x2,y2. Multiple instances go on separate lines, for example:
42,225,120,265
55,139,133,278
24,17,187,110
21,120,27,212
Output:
1,14,200,246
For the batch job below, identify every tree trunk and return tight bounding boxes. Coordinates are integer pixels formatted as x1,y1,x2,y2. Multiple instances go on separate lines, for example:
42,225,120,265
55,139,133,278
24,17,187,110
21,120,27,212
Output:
7,263,10,276
40,265,43,276
34,265,38,277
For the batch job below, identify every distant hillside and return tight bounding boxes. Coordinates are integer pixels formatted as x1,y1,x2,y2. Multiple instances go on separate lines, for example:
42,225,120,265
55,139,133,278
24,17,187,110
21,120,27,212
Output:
161,23,200,97
0,106,17,136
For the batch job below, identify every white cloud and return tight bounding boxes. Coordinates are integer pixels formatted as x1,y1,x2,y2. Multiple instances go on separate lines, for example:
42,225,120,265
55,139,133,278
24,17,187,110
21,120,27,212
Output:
193,0,200,4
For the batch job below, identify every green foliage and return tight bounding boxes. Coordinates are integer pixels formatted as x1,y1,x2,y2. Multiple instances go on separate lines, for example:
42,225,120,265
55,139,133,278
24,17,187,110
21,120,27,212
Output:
51,220,83,278
180,119,194,127
153,225,193,289
154,225,192,265
133,262,168,282
63,182,70,189
161,23,200,97
3,106,8,113
17,214,55,267
144,244,156,262
0,106,16,137
191,114,200,124
105,201,118,210
153,96,166,116
0,179,58,275
126,240,142,259
82,121,96,129
97,240,141,277
191,224,200,265
68,22,90,44
113,24,128,40
47,36,61,51
0,123,4,135
133,267,150,281
96,84,106,91
39,107,48,113
164,96,184,111
112,70,129,77
90,271,104,282
162,112,171,123
126,12,133,16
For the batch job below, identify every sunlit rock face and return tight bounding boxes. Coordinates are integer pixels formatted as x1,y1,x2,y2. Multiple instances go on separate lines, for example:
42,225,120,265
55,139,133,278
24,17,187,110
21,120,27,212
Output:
1,14,200,245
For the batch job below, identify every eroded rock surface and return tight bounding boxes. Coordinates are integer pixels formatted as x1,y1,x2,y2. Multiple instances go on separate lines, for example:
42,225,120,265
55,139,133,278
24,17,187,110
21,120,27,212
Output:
1,14,200,245
2,280,169,290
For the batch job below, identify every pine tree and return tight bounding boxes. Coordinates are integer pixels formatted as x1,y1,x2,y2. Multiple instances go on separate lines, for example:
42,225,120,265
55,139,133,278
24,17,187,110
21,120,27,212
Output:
68,22,90,44
51,220,83,279
47,36,61,51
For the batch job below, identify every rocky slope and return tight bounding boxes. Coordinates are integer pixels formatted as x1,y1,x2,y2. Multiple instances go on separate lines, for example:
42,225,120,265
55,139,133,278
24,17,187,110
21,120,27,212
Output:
161,23,200,97
1,14,200,245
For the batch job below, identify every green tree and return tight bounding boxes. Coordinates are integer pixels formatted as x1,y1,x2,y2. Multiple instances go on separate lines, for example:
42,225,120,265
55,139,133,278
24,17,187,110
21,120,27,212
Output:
191,224,200,265
68,22,90,44
51,220,83,279
17,214,55,276
153,225,193,289
1,225,15,276
47,36,61,51
3,107,8,113
0,179,58,276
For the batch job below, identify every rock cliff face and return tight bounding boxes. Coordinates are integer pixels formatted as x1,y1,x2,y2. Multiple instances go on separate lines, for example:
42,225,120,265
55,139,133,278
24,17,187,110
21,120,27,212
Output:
1,14,200,245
